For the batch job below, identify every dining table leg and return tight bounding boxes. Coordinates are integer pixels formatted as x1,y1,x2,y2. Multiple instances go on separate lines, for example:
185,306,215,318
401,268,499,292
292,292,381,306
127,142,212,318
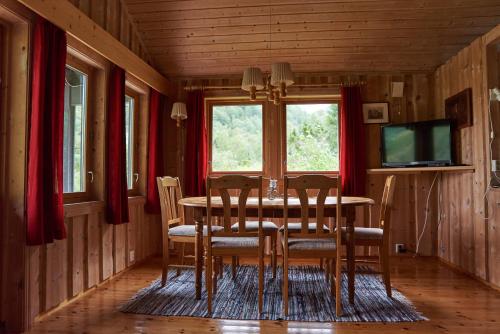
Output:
346,206,356,304
193,207,204,300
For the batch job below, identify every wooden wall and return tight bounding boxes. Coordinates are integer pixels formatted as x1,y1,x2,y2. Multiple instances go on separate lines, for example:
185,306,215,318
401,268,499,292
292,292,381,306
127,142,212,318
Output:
433,24,500,289
0,1,169,332
175,72,438,256
0,1,32,332
24,38,164,326
27,199,161,322
67,0,152,65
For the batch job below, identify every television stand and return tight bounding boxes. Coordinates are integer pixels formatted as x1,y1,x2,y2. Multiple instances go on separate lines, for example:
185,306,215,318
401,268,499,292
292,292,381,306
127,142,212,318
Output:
366,165,475,175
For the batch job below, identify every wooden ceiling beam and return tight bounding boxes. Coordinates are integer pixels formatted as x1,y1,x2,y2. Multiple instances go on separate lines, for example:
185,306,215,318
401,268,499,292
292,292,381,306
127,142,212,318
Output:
17,0,173,95
160,64,437,76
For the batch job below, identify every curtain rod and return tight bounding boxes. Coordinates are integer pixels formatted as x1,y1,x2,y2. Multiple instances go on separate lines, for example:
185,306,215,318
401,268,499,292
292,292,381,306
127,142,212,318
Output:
183,81,366,91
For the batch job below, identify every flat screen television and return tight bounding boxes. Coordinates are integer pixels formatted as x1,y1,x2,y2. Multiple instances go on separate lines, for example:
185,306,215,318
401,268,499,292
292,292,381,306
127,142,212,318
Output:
381,119,453,167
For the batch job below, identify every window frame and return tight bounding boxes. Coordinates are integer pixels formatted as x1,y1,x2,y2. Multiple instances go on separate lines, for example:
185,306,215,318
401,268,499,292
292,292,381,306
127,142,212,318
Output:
207,100,266,176
282,99,341,175
63,58,92,203
125,88,140,196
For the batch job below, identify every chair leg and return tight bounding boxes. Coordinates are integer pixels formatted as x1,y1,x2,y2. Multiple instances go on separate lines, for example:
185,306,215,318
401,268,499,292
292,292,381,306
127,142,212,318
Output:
219,256,224,279
320,258,324,270
325,258,331,282
213,257,219,295
283,250,289,316
271,233,277,279
258,243,264,314
330,259,336,297
177,243,185,276
162,238,170,286
335,256,342,316
206,250,213,314
380,245,392,297
231,256,237,279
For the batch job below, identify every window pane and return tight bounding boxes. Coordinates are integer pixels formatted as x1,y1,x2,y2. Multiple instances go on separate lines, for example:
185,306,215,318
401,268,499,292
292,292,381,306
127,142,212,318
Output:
125,95,134,189
212,104,263,171
286,103,339,171
63,66,87,193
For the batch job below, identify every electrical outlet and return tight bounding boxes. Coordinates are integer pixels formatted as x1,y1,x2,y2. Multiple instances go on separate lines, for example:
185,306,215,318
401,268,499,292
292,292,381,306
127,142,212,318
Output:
129,250,135,262
492,160,500,172
395,243,406,254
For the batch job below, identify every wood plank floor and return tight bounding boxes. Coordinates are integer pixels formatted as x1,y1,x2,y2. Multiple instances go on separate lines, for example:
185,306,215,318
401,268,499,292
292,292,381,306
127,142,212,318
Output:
28,257,500,334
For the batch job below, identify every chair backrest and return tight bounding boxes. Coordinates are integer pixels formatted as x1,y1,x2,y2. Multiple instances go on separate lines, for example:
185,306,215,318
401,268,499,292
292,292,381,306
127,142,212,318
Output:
206,175,263,238
379,175,396,241
283,174,342,240
157,176,185,234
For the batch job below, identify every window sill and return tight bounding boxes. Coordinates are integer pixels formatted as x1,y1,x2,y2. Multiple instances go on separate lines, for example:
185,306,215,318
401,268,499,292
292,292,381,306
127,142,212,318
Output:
128,195,146,205
64,200,104,218
63,196,146,218
209,171,264,177
285,171,340,176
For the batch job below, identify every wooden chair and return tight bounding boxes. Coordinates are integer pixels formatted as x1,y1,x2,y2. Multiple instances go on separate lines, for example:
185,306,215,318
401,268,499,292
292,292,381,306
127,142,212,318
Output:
281,174,343,316
342,175,396,297
157,176,223,287
205,175,265,314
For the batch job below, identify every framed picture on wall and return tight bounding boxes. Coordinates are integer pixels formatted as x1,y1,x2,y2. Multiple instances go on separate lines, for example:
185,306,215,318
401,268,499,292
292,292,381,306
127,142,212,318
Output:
362,103,389,124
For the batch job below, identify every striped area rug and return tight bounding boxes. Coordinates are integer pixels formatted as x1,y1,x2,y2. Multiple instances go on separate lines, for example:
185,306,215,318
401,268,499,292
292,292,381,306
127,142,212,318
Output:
120,265,427,322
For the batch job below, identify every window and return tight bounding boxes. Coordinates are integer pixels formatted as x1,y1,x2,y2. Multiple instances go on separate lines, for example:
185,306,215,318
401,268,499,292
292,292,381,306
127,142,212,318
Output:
210,103,263,172
285,103,339,172
63,66,87,193
124,94,136,190
124,90,140,193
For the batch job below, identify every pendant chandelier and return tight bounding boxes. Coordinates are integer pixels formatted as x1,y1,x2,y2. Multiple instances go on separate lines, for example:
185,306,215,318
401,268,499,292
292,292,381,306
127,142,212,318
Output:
240,1,294,105
241,62,294,105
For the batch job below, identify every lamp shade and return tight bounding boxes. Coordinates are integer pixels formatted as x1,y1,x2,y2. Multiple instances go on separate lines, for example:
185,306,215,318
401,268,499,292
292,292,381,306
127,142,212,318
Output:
241,67,265,91
270,62,294,87
171,102,187,120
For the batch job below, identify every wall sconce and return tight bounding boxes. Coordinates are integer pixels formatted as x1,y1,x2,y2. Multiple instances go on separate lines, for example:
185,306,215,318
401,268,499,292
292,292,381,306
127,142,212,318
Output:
171,102,187,127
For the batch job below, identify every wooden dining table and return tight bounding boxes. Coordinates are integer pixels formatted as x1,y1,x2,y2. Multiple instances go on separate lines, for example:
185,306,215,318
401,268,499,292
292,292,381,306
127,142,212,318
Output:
178,196,375,303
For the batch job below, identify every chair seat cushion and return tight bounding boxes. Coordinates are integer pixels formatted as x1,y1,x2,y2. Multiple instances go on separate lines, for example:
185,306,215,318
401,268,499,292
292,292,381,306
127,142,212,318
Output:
231,221,278,232
340,227,384,240
168,225,224,237
279,222,330,233
287,238,337,251
211,237,259,249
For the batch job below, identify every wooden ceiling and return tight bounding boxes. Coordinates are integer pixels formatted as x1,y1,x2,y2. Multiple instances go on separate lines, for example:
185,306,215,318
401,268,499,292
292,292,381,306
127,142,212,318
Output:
124,0,500,77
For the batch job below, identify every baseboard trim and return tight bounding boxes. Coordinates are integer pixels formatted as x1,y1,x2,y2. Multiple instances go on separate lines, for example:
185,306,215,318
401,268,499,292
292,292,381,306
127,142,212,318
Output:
437,257,500,293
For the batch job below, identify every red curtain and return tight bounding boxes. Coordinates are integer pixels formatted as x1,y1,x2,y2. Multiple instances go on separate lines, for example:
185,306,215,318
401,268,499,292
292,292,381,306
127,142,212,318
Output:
340,86,366,196
145,89,166,214
184,91,208,196
105,66,129,225
26,18,67,245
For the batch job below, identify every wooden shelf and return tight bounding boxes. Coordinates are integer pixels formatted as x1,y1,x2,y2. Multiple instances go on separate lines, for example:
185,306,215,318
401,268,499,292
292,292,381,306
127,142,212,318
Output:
367,166,475,175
